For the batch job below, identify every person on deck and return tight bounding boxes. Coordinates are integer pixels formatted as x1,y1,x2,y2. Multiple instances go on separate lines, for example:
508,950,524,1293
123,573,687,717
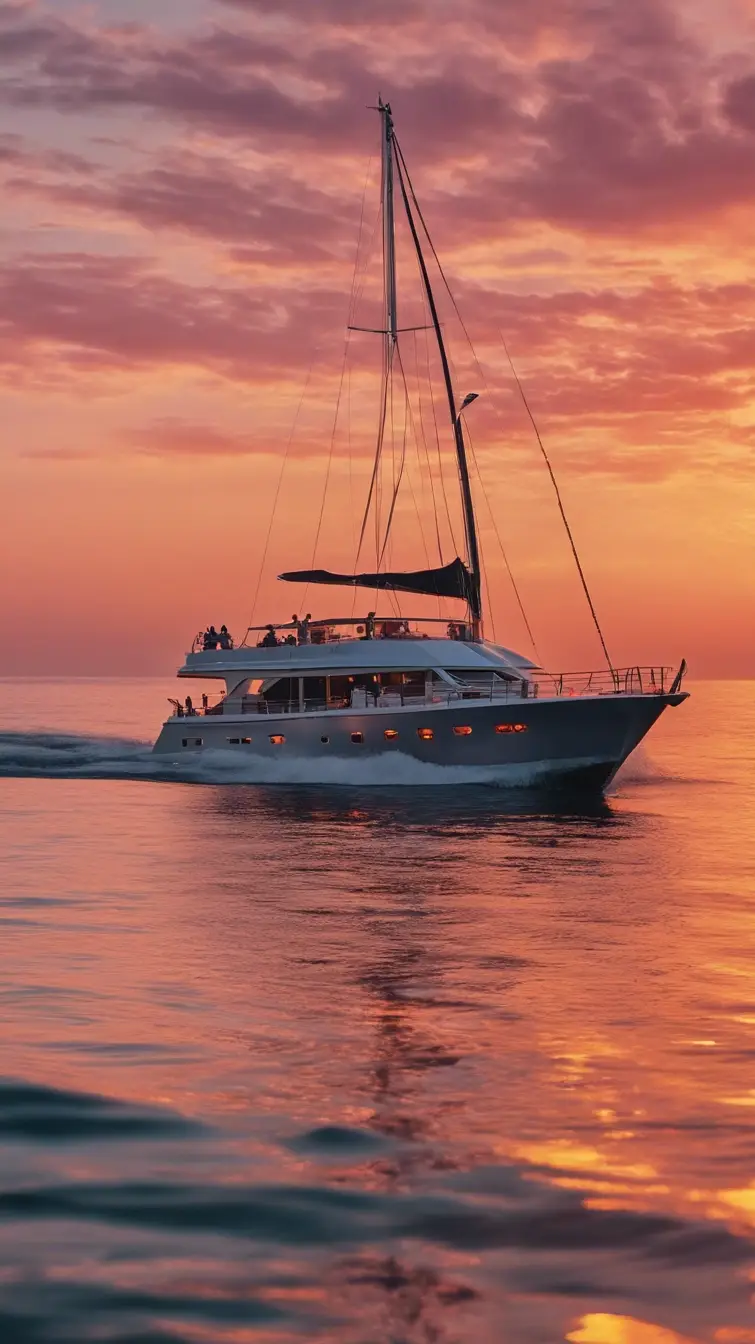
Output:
185,695,194,716
261,625,279,648
297,613,312,645
203,626,219,650
218,625,233,650
365,611,376,640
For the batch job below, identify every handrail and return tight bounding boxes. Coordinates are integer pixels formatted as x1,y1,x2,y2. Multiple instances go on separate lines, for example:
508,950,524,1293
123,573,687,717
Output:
166,664,682,719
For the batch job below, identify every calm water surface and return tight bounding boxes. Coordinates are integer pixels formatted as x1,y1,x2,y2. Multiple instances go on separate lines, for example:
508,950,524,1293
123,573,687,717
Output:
0,679,753,1343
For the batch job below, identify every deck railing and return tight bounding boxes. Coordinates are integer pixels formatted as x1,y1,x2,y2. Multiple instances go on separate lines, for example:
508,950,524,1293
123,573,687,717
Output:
531,666,673,698
167,666,678,720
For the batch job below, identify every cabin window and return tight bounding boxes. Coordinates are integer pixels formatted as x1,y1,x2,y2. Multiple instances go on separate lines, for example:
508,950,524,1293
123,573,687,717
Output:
194,739,203,747
321,736,329,744
351,732,364,744
402,672,427,697
263,678,296,710
181,739,188,748
228,738,240,745
453,725,472,736
303,677,327,706
495,723,528,734
269,734,285,746
417,728,434,741
384,729,399,740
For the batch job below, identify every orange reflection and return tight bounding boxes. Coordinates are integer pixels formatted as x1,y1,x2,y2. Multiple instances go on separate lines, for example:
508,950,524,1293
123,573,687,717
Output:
568,1316,699,1344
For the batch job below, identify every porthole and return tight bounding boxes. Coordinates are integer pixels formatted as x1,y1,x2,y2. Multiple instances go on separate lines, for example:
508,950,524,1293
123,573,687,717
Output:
228,738,240,745
453,725,472,736
321,736,329,744
495,723,528,735
417,727,434,741
384,729,399,740
241,737,251,745
269,734,285,746
181,739,188,748
351,732,364,744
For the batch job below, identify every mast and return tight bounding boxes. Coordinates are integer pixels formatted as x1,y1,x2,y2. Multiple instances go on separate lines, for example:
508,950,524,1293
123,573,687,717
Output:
393,141,482,631
379,98,398,346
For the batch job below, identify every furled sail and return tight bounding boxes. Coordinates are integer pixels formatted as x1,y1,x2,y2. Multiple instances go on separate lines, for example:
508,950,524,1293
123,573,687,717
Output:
279,556,474,603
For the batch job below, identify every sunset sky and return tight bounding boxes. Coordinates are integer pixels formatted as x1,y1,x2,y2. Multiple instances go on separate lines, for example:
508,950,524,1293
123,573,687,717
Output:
3,0,755,676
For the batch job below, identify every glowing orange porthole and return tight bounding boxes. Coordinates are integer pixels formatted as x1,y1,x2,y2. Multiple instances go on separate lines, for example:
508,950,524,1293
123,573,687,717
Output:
351,732,364,744
453,725,472,736
417,728,434,741
241,738,251,745
269,734,285,745
495,723,528,734
384,729,399,741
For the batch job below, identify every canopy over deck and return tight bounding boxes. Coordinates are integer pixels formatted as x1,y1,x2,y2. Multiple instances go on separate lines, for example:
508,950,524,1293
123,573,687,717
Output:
178,637,539,680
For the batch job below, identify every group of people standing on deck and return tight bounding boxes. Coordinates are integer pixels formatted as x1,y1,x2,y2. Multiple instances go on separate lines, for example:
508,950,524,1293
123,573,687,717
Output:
202,625,233,650
205,614,466,651
260,614,312,648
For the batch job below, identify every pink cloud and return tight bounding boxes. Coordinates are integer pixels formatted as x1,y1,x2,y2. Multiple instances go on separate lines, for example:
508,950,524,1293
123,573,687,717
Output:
0,251,350,383
123,417,269,457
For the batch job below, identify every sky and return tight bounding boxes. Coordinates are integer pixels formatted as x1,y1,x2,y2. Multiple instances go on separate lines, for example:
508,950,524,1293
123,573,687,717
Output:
2,0,755,676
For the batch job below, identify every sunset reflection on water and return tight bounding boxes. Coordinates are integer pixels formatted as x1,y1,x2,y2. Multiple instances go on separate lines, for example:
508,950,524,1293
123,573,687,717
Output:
0,679,752,1341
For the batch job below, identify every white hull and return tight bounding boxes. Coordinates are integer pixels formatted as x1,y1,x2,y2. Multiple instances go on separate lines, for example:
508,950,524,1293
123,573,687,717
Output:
153,692,682,791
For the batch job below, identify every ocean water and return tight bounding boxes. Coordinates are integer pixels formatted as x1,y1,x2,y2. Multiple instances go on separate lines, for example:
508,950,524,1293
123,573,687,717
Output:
0,677,753,1344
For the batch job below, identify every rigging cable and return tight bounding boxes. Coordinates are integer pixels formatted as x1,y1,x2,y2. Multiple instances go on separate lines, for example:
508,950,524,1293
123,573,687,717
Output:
302,335,350,613
303,166,377,610
245,362,313,639
462,415,541,662
500,335,614,675
348,155,377,328
393,134,613,673
412,328,445,566
376,340,433,573
422,312,459,555
355,337,391,566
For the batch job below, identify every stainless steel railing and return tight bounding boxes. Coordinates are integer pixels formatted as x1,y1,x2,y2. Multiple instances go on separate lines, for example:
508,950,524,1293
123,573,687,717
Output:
167,666,678,720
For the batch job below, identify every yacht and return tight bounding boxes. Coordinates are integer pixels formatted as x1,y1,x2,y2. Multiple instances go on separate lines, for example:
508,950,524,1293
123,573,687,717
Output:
153,100,688,788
